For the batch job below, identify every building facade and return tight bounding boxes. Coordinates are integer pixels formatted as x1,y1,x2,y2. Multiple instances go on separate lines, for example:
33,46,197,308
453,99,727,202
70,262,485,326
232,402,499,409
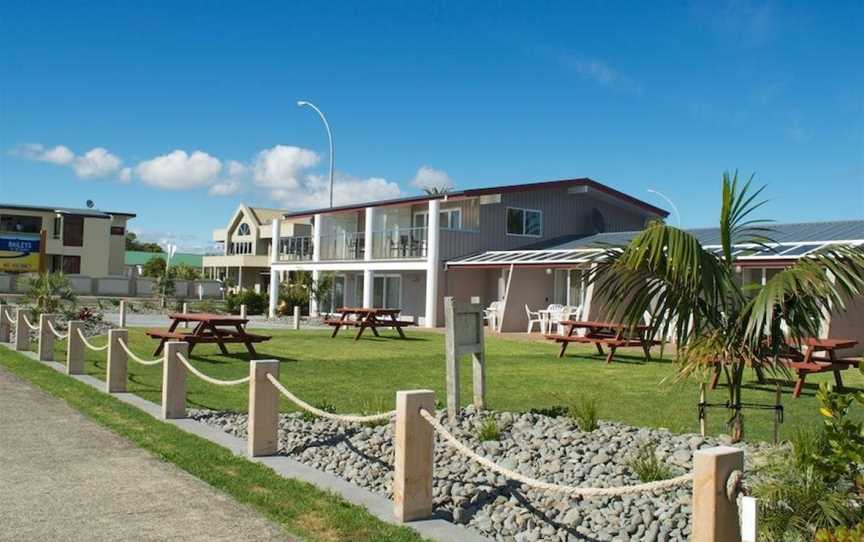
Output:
267,178,668,327
0,203,135,277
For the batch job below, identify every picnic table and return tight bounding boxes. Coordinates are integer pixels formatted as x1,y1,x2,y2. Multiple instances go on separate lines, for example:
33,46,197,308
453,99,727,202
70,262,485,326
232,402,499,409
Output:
709,337,860,398
324,307,415,341
146,313,271,356
545,320,658,363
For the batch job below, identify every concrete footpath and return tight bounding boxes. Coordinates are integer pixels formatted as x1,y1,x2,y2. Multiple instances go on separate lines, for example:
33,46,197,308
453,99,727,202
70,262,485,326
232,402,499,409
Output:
0,368,297,542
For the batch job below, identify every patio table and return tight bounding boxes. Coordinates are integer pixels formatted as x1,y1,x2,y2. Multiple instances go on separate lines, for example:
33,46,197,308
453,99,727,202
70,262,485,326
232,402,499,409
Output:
546,320,657,363
324,307,414,340
146,313,271,356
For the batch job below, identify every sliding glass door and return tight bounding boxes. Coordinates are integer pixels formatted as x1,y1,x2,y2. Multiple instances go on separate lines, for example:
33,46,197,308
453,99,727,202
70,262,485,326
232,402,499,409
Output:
373,275,401,308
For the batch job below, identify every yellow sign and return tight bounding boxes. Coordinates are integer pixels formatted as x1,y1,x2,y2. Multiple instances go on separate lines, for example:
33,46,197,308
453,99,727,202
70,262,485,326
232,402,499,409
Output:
0,232,43,272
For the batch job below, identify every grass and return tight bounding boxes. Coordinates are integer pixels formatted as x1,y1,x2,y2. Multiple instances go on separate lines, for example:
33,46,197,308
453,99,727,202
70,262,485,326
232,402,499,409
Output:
569,397,600,432
475,417,502,442
0,346,429,542
40,328,864,442
627,442,674,482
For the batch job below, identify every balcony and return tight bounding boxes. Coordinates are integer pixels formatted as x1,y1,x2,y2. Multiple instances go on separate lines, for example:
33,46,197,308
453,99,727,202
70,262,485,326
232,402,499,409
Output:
371,226,427,259
279,236,313,261
319,231,365,260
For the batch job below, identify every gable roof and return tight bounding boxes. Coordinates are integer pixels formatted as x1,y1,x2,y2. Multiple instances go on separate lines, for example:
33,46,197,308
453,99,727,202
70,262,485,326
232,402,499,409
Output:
280,178,670,219
247,207,285,225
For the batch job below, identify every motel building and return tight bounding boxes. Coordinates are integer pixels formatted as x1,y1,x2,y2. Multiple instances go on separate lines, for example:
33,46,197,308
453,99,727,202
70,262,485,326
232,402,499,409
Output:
0,203,135,276
265,178,668,328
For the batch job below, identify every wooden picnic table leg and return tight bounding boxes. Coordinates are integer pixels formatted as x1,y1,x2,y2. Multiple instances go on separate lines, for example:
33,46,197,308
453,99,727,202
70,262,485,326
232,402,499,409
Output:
153,319,181,355
234,322,257,356
367,315,381,338
556,324,575,358
605,344,617,364
354,316,368,341
793,371,807,398
206,322,230,355
391,313,406,339
331,313,347,338
828,350,844,391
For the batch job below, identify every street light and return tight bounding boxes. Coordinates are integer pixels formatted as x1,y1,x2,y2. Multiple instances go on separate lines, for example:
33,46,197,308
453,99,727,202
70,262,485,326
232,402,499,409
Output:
647,188,682,228
297,100,335,208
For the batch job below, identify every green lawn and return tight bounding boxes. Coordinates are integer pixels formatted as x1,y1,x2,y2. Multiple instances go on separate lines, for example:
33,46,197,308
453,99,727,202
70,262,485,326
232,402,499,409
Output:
51,328,864,442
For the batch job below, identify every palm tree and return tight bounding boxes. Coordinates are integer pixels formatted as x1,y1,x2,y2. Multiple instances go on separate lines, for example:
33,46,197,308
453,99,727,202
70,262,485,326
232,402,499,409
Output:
422,186,450,195
589,172,864,441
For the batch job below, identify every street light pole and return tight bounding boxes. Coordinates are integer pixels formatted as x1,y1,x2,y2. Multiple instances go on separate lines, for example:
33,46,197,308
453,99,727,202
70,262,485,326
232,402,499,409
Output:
297,100,334,208
647,188,682,228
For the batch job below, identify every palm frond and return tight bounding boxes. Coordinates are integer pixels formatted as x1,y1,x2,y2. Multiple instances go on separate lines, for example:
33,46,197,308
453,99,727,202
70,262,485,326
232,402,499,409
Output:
718,171,775,264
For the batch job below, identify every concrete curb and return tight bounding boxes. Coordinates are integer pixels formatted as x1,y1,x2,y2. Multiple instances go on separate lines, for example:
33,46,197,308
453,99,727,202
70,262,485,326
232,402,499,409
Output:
0,342,492,542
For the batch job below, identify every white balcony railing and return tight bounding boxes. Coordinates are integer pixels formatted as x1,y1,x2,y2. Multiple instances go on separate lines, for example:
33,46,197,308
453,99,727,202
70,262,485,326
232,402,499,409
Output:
279,236,313,261
372,226,427,259
319,231,365,260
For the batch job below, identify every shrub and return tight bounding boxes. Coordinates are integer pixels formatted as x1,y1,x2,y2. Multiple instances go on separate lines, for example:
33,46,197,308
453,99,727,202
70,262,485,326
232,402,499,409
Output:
24,272,76,315
530,405,569,418
172,263,201,281
475,417,501,442
627,442,673,482
570,397,600,432
816,523,864,542
225,290,267,315
300,401,337,423
141,256,167,278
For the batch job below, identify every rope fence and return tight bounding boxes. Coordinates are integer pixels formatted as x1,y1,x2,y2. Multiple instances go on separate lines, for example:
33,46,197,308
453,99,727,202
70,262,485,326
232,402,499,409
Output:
176,353,250,386
419,408,693,497
22,314,39,331
47,320,68,340
2,310,14,325
117,338,163,366
77,328,109,351
265,373,395,423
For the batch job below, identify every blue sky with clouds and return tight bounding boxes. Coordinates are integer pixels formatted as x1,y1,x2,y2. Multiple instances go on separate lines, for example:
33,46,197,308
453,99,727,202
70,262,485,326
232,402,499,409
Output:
1,1,862,252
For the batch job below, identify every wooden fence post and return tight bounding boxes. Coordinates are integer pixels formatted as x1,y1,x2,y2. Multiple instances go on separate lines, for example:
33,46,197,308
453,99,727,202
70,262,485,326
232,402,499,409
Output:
162,341,188,419
182,302,189,328
293,306,300,330
393,389,435,522
14,308,29,351
443,297,486,421
106,329,128,393
692,446,744,542
240,304,247,320
119,299,127,328
38,313,55,361
0,303,11,343
248,359,281,457
66,321,85,375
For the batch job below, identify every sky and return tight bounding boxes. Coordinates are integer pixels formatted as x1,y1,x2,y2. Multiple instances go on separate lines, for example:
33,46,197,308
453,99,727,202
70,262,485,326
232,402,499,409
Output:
1,1,862,253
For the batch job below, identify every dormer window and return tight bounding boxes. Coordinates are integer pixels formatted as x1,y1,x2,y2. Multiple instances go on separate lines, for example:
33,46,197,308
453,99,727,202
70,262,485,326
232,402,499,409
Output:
237,223,251,236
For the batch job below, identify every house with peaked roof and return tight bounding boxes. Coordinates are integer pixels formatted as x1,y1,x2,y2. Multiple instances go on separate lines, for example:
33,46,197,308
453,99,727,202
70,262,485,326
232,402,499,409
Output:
266,177,668,326
203,204,312,292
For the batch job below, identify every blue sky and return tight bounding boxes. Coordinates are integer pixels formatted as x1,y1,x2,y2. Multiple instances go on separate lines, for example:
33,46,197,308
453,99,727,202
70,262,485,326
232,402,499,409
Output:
1,1,862,252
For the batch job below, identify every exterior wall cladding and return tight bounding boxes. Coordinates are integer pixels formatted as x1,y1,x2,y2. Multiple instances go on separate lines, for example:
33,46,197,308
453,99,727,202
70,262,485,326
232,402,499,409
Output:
439,186,656,261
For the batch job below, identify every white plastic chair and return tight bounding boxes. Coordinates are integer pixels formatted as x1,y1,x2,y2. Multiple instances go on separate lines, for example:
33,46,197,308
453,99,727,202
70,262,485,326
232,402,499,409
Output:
525,305,543,333
547,304,566,334
484,301,502,330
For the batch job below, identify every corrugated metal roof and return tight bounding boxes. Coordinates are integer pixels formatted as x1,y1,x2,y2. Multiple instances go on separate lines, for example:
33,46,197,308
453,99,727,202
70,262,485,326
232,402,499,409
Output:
0,203,136,218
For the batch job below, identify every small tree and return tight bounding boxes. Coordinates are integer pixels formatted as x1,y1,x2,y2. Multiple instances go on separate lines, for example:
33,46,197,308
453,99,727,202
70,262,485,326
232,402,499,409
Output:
141,256,167,278
24,272,76,315
172,263,201,281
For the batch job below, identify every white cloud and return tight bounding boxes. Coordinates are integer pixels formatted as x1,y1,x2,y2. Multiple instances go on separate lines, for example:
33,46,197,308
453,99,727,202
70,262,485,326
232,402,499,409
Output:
208,160,247,196
209,180,242,196
135,150,222,190
411,165,454,193
73,147,123,178
12,143,75,164
41,145,75,165
118,167,132,183
130,229,216,254
562,56,643,96
253,145,320,189
269,172,401,210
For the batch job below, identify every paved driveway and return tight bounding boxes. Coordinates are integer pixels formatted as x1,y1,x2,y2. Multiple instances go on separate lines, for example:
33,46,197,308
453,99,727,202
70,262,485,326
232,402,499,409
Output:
0,368,298,542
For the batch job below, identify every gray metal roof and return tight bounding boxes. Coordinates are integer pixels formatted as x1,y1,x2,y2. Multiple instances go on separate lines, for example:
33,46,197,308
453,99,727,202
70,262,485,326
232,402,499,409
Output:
448,220,864,267
0,203,136,218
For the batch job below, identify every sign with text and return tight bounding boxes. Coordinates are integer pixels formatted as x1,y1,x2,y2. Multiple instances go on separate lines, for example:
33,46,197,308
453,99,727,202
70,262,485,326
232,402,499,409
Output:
0,232,43,272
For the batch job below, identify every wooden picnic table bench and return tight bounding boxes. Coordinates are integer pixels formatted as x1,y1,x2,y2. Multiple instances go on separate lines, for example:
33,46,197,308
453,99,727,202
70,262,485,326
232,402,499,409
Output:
325,307,415,340
709,337,859,398
146,313,271,356
545,320,659,363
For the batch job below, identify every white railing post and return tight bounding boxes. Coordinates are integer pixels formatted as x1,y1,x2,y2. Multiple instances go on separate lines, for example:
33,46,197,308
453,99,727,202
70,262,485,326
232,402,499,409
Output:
248,359,281,457
0,303,10,343
240,303,247,320
393,389,435,522
38,313,55,361
106,329,128,393
14,308,29,351
182,302,189,328
424,199,440,328
269,218,281,319
119,299,127,328
66,321,85,375
162,341,188,419
293,306,300,330
692,446,744,542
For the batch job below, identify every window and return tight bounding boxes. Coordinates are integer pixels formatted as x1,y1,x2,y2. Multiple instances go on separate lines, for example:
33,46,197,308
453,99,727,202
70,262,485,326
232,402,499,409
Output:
237,223,251,236
506,208,542,236
228,241,252,255
63,215,84,247
0,214,42,233
373,275,401,308
412,208,463,230
53,215,62,239
62,255,81,274
110,226,125,235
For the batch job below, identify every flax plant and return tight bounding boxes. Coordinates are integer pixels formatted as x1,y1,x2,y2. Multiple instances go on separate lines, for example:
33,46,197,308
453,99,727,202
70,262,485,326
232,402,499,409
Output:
589,172,864,441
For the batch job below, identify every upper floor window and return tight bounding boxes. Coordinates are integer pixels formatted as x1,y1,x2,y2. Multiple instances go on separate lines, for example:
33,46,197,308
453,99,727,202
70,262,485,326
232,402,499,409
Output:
63,215,84,247
237,223,251,236
53,215,62,239
0,214,42,234
506,207,542,237
412,208,463,230
228,241,253,255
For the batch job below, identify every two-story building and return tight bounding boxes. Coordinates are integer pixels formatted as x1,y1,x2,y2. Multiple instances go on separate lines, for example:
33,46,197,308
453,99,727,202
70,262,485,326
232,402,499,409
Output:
202,204,312,292
266,177,668,329
0,203,135,276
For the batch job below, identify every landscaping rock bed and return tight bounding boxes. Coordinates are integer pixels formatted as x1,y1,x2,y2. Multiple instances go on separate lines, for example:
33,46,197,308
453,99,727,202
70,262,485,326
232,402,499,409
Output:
192,406,764,541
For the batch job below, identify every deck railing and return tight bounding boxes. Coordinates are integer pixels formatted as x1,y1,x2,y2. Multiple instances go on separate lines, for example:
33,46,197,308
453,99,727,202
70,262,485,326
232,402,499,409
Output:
371,226,427,259
279,236,313,261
